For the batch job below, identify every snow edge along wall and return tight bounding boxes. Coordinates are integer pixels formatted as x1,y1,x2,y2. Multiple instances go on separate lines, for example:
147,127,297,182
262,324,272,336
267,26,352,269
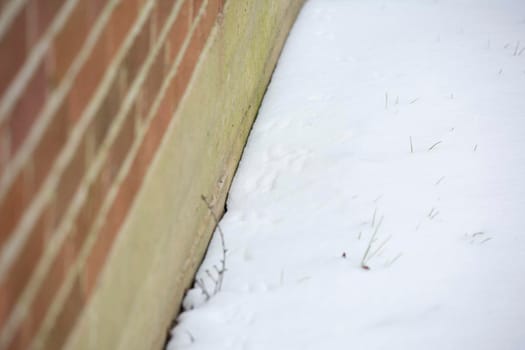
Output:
0,0,305,349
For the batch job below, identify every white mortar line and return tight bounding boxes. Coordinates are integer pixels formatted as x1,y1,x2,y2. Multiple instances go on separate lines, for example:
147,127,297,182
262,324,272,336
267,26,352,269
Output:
0,0,27,41
0,0,79,123
0,0,99,200
0,0,154,297
0,0,193,346
32,2,210,348
0,0,121,282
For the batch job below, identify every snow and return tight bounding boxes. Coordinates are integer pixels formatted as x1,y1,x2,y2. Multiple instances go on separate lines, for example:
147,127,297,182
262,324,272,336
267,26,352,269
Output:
167,0,525,349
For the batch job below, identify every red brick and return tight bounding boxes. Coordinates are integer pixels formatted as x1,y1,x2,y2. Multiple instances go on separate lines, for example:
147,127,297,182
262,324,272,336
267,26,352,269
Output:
150,4,159,44
192,0,204,19
116,67,128,102
53,0,90,83
0,203,54,330
35,232,76,319
141,52,165,119
123,18,151,85
0,279,6,320
108,110,135,179
32,103,69,192
0,0,9,11
156,88,175,129
65,0,143,126
6,310,35,350
106,1,138,58
26,0,39,49
92,81,121,148
67,36,110,123
11,254,90,349
54,142,86,224
75,181,103,244
0,167,33,248
0,95,134,334
6,173,108,348
0,10,27,98
69,113,135,261
43,42,58,90
0,110,67,251
165,0,191,64
87,0,108,27
190,0,219,62
84,98,174,295
1,2,221,346
8,61,49,155
156,0,177,32
171,0,218,102
0,288,8,327
83,219,114,295
7,223,78,350
82,150,143,297
0,290,9,344
41,276,86,350
34,0,65,37
79,177,132,295
0,123,9,176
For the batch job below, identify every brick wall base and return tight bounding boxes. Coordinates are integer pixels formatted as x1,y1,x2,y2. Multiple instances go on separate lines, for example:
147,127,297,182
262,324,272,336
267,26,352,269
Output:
63,1,303,349
0,0,303,348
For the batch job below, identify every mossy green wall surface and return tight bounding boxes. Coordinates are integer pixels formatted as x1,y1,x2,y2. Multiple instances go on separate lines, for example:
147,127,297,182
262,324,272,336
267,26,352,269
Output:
65,1,304,349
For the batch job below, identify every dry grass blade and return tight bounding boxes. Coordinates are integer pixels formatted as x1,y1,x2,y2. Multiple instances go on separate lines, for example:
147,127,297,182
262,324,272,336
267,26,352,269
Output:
387,253,403,267
361,216,384,269
435,176,445,185
367,235,392,262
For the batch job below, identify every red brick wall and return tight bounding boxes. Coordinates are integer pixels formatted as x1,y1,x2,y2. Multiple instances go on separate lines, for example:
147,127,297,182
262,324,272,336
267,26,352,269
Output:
0,0,223,348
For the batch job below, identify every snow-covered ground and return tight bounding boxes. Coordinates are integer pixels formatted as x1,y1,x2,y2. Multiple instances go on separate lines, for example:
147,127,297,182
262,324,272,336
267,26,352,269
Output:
167,1,525,349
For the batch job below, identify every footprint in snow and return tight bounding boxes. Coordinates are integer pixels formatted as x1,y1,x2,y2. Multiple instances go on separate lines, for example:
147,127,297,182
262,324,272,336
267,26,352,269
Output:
254,170,278,192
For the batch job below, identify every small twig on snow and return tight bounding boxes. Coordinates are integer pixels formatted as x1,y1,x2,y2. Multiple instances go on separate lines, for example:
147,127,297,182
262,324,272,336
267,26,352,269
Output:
201,195,228,295
428,140,442,151
435,176,445,185
513,41,521,56
196,278,211,300
185,331,195,343
480,237,492,244
386,253,403,267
